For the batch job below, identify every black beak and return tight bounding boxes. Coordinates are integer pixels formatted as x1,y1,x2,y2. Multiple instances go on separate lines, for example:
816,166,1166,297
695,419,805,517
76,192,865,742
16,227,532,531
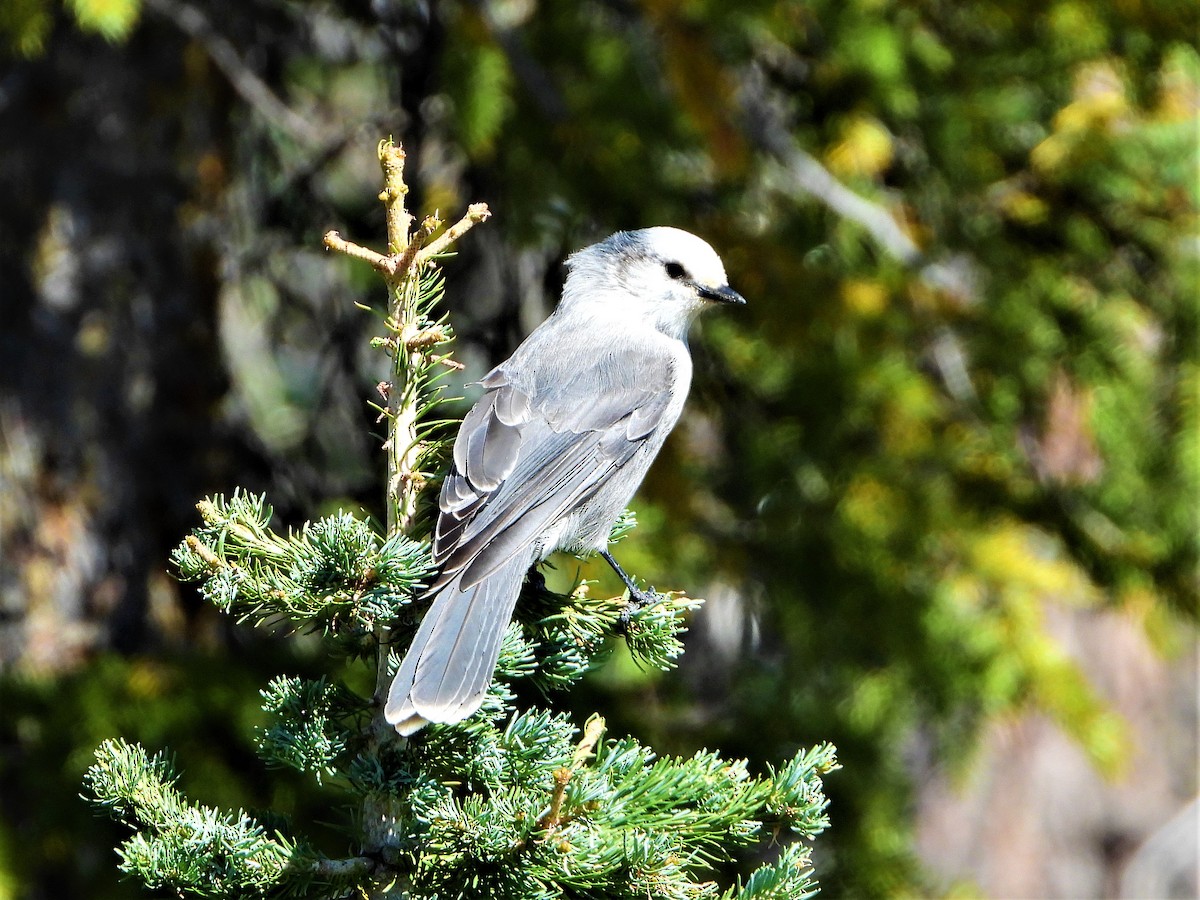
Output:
697,283,746,305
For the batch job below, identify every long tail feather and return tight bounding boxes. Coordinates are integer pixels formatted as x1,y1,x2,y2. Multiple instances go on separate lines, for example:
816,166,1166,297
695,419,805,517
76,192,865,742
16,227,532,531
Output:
384,555,529,736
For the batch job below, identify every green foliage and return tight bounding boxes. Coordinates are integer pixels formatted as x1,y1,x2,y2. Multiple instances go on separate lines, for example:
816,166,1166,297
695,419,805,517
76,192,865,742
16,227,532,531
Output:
111,479,821,897
82,563,837,897
0,0,53,57
723,844,820,900
0,0,140,56
85,739,300,894
445,38,515,158
65,0,140,42
170,490,432,648
258,677,364,784
397,717,837,900
515,576,704,686
1,652,327,899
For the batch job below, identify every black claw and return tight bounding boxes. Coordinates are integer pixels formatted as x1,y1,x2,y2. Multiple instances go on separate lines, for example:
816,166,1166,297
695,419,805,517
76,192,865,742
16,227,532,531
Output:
616,585,662,635
629,586,659,608
599,549,664,635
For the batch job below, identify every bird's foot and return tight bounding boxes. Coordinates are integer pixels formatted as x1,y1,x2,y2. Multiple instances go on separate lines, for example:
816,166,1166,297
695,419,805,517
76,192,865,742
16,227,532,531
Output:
616,585,664,634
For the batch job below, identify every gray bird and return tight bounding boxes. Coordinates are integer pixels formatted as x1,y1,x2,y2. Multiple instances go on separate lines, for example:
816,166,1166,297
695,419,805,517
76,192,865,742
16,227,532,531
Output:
385,226,744,735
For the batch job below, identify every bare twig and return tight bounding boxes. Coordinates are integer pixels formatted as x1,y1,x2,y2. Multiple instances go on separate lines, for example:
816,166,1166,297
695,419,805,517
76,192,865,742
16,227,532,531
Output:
378,141,414,258
391,214,442,277
738,64,920,263
324,205,491,284
770,146,922,264
540,768,573,832
323,230,393,274
415,203,492,266
737,64,982,405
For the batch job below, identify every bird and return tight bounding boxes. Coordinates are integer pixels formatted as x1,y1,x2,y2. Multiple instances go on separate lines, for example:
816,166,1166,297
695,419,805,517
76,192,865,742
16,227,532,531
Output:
385,226,745,735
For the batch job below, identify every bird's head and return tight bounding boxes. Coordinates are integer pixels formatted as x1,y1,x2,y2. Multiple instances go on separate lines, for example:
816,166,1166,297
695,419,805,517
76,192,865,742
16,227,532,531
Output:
562,227,745,337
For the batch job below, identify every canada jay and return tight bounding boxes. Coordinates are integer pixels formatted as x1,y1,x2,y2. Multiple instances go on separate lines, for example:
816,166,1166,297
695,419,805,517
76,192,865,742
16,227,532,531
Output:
385,226,744,735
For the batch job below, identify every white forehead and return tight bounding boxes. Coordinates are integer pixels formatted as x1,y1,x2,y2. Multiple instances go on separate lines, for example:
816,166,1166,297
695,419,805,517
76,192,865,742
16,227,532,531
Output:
637,226,729,287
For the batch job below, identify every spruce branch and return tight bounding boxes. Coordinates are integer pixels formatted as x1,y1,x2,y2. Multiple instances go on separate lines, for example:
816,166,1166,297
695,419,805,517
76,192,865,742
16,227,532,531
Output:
386,707,835,899
146,0,322,147
722,843,820,900
766,743,840,836
511,576,705,692
258,677,367,783
170,490,431,643
85,738,373,897
324,139,489,540
453,719,824,888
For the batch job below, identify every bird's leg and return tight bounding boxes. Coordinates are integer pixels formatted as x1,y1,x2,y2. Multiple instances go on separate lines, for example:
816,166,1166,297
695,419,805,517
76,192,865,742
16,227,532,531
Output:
524,567,547,592
599,550,662,631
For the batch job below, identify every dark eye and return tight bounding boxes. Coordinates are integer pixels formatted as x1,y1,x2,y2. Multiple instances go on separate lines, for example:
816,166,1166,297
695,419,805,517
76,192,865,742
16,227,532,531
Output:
664,261,687,280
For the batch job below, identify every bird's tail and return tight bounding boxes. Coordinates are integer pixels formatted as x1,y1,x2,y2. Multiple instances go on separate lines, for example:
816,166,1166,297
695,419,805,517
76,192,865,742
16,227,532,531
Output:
384,555,528,736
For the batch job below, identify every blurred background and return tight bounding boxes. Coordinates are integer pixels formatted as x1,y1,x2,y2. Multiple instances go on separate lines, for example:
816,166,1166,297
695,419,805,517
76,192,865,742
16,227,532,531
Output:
0,0,1196,897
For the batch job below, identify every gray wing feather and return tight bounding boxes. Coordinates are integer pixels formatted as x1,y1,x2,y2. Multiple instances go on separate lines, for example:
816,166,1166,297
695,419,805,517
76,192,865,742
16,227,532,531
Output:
492,380,532,424
432,348,677,589
458,444,610,587
434,378,532,564
456,387,525,493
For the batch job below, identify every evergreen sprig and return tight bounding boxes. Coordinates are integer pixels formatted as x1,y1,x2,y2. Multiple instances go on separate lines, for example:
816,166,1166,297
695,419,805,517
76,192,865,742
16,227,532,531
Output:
258,676,365,783
170,489,432,646
513,576,703,689
392,713,837,900
722,844,821,900
86,739,376,898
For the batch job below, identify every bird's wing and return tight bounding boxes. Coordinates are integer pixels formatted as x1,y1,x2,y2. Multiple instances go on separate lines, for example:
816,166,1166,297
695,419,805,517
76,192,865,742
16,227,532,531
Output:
432,343,678,589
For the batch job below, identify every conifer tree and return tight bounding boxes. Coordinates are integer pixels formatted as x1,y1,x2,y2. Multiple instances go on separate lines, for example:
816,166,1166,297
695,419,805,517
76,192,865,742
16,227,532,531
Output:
84,139,837,899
